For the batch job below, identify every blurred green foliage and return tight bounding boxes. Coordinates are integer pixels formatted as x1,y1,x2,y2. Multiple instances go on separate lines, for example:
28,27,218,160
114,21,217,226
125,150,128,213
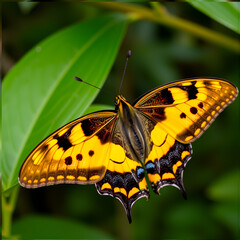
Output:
188,1,240,34
11,214,113,239
2,2,239,240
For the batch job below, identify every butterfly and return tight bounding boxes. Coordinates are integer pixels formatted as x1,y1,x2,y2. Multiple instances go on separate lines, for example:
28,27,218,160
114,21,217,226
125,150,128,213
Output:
19,77,238,223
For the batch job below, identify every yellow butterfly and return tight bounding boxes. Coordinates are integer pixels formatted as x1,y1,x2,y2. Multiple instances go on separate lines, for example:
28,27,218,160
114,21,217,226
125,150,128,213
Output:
19,76,238,223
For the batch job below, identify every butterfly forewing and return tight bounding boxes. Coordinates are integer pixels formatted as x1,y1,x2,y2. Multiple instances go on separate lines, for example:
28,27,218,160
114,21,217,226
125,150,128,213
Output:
19,111,116,188
134,78,238,143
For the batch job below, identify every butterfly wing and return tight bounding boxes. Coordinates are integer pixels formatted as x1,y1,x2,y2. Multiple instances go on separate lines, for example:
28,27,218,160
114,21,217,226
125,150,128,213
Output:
134,78,238,197
96,118,149,223
134,78,238,143
144,121,192,197
19,111,116,188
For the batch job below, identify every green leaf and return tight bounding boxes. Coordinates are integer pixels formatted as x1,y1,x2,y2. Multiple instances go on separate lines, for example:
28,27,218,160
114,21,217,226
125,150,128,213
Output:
1,13,129,192
11,215,114,239
84,104,114,115
188,1,240,34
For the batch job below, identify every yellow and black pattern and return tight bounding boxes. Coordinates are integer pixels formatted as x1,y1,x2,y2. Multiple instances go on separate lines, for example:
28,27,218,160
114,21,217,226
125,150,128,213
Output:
19,111,116,187
96,151,149,223
142,120,192,198
135,78,238,143
145,139,192,198
19,77,238,223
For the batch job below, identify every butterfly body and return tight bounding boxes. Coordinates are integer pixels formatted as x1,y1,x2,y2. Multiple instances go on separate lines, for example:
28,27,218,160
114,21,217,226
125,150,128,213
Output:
114,95,152,163
19,78,238,223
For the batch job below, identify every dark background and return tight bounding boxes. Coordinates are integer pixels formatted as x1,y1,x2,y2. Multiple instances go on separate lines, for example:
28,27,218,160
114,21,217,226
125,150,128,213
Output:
2,2,239,240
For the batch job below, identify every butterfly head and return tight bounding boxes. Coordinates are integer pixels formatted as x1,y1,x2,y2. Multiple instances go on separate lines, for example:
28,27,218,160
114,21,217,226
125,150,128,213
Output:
115,95,126,104
115,95,129,111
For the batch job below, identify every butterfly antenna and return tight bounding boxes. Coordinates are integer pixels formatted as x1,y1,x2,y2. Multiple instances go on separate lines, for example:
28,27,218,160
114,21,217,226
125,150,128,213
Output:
74,76,102,90
74,76,115,97
119,50,131,95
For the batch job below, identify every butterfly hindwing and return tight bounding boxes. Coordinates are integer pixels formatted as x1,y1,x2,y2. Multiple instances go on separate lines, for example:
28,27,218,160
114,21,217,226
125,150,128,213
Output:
96,150,149,223
145,122,192,198
19,111,116,187
134,78,238,143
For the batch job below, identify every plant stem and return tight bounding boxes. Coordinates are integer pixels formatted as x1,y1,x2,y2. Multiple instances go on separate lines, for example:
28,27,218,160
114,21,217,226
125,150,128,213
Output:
93,2,240,53
2,185,19,238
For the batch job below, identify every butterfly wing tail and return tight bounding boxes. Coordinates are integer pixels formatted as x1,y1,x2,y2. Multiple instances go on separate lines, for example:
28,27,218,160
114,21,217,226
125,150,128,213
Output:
95,156,150,223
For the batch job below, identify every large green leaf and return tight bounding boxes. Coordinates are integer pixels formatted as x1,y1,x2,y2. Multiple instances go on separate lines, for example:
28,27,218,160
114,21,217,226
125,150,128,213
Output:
11,215,114,239
1,14,129,192
85,104,114,115
188,1,240,34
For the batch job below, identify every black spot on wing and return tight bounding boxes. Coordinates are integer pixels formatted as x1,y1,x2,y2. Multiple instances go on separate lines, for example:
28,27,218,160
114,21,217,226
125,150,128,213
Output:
88,150,94,157
180,112,186,119
188,85,198,100
160,89,174,104
81,119,96,136
198,102,203,108
76,154,83,161
54,129,72,151
190,107,198,114
179,81,198,100
65,156,72,165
